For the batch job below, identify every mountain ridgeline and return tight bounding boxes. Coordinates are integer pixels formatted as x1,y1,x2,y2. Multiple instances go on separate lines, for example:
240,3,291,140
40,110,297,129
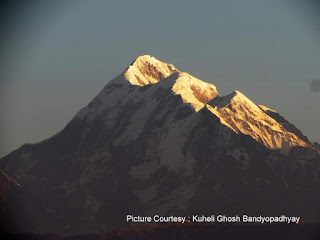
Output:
1,55,320,234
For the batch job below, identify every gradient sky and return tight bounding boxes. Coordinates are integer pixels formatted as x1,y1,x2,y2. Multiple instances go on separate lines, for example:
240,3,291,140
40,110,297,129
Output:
1,0,320,157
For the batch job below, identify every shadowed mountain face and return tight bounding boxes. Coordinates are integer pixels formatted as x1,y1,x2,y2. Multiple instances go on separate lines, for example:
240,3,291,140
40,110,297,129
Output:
0,55,320,235
0,170,25,233
0,170,20,202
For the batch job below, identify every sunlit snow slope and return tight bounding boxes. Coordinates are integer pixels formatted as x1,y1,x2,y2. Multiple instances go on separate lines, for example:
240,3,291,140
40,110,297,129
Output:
207,91,310,153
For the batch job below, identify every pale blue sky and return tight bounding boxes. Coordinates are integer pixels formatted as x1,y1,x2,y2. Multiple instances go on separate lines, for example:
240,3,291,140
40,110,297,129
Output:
1,0,320,157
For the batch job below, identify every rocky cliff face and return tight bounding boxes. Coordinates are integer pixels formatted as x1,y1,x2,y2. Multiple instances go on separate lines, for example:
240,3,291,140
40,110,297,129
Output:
1,55,320,234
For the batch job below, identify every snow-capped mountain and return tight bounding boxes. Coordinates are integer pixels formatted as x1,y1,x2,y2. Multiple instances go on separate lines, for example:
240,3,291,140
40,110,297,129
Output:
123,55,179,86
76,55,217,122
207,91,310,153
1,55,320,234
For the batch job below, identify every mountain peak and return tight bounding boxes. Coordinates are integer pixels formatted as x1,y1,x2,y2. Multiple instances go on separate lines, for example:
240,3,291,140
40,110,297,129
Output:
2,55,320,235
208,90,261,112
207,90,309,152
124,55,179,86
130,54,159,64
162,71,218,111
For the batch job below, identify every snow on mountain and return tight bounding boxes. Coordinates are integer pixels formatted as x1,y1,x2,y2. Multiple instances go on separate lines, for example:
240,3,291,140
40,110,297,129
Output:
74,55,309,153
258,104,310,143
75,55,178,120
75,56,218,124
1,55,320,234
258,104,277,113
170,72,218,111
207,90,309,153
124,55,179,86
